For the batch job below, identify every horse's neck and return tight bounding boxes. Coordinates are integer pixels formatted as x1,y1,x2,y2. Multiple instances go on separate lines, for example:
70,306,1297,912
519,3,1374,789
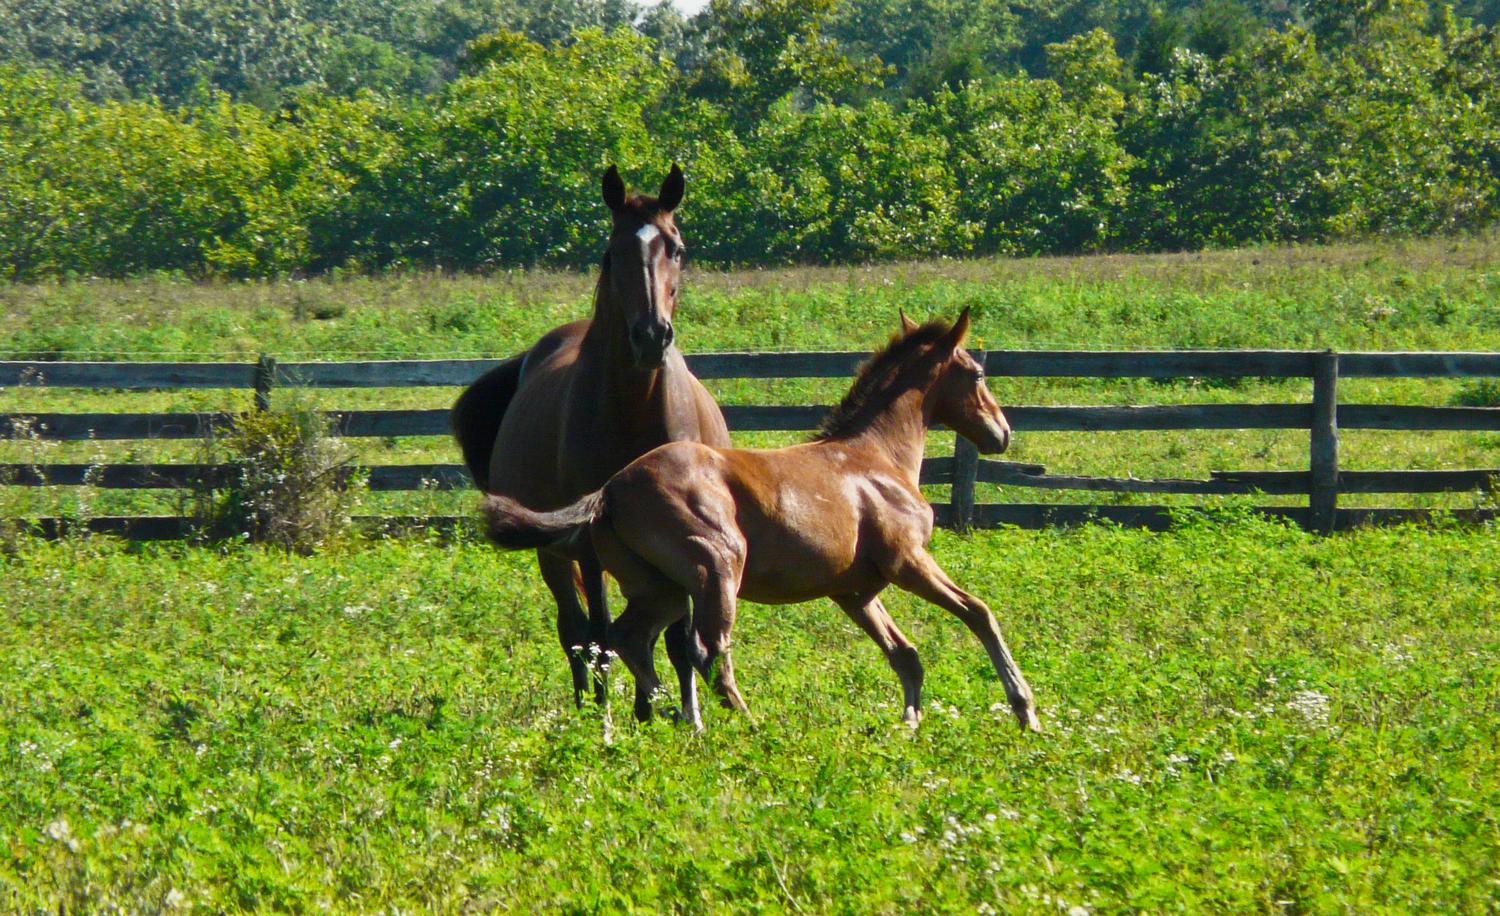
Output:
845,389,930,484
580,285,672,422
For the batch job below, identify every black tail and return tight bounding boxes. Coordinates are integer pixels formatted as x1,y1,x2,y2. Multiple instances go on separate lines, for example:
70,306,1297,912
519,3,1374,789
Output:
451,355,524,491
481,491,605,553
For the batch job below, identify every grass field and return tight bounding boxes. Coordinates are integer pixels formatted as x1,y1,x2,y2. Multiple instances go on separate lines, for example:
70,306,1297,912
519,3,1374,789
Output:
2,517,1497,911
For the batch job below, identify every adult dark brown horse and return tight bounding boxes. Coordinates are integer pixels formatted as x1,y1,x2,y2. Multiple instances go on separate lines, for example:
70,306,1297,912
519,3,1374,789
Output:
480,309,1040,732
452,165,729,708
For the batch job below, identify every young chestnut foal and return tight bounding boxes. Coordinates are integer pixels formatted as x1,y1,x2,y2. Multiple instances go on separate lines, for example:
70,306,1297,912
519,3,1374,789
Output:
483,309,1040,732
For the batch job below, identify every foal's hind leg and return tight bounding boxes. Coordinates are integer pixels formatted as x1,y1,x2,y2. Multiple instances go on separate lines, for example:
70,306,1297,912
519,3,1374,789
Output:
834,594,924,728
664,617,703,731
538,551,590,706
889,549,1039,732
692,574,751,717
609,588,689,723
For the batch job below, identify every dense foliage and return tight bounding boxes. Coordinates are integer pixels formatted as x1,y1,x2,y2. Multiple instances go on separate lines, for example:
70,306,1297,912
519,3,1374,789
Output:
2,0,1500,277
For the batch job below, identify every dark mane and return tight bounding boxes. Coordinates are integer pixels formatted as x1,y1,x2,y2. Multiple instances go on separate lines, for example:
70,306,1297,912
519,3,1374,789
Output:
814,321,951,441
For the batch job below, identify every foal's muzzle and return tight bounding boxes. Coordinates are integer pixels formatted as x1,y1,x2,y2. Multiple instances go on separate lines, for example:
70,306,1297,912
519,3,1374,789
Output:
629,319,674,368
978,418,1010,454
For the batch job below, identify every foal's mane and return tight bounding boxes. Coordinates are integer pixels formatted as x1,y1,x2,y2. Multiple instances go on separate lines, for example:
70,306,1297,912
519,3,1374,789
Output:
814,321,952,441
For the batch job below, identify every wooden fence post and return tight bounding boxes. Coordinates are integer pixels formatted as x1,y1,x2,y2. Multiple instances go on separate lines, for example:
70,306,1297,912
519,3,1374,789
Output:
947,350,986,532
253,353,276,411
1310,349,1340,533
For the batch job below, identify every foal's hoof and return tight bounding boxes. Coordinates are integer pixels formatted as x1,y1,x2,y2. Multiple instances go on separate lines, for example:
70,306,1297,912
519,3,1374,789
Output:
1015,705,1041,733
901,706,921,729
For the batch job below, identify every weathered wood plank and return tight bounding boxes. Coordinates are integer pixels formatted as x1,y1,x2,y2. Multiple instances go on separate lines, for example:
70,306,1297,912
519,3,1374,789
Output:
277,359,502,388
982,472,1270,494
1338,404,1500,430
982,350,1317,378
720,405,830,431
0,412,232,440
25,516,197,539
0,361,256,389
1218,468,1500,493
364,464,474,490
966,504,1314,531
0,463,215,487
1340,352,1500,378
326,409,450,437
686,351,867,379
1007,404,1311,431
918,456,953,484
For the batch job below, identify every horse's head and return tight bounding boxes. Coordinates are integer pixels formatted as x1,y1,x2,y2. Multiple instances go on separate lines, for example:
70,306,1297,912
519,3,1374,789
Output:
601,164,686,369
915,308,1011,454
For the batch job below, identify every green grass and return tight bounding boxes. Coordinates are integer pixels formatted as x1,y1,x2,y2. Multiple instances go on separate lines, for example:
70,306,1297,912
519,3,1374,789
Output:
2,518,1497,911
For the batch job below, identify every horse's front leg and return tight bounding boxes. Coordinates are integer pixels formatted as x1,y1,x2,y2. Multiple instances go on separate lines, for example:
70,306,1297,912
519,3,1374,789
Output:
889,548,1039,732
578,547,612,707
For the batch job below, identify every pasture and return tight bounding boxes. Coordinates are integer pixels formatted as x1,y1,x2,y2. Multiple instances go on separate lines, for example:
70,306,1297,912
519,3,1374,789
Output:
3,521,1498,911
2,238,1500,910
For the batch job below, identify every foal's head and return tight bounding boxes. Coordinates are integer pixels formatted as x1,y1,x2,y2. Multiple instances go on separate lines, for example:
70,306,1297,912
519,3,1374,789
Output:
600,164,686,369
913,308,1011,454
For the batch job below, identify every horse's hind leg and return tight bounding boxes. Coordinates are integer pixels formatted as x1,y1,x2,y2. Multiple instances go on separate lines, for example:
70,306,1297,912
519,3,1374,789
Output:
538,551,591,706
578,548,612,706
834,594,924,727
889,549,1039,732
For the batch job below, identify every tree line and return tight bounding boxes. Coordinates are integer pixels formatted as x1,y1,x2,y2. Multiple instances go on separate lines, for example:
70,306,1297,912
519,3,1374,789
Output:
2,0,1498,278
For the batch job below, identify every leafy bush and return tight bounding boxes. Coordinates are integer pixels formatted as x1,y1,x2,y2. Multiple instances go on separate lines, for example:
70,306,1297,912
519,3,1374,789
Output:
2,3,1500,279
198,408,360,552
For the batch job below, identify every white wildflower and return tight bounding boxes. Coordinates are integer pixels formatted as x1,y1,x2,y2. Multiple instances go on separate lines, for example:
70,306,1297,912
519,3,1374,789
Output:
1286,690,1330,728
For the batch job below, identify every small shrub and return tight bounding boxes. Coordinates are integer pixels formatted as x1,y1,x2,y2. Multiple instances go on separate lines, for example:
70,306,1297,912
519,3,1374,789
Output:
196,407,360,552
1452,379,1500,407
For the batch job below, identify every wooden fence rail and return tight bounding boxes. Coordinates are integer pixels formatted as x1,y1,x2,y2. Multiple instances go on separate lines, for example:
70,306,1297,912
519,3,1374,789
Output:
4,349,1499,539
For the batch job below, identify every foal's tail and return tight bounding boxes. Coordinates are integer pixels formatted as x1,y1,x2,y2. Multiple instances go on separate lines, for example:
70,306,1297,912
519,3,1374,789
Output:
480,490,605,554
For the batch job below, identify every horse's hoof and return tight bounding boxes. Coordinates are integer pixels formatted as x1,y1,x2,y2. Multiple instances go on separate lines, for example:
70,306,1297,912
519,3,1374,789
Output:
901,707,921,729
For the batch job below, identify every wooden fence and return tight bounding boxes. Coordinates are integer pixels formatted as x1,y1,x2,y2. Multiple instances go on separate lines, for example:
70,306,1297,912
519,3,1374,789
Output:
3,349,1500,539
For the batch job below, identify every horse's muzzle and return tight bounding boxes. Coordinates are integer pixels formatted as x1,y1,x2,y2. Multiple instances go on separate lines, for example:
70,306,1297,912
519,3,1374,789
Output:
630,320,674,368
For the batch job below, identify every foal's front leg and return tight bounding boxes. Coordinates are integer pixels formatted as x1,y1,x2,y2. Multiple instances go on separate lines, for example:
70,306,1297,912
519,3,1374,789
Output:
890,549,1039,732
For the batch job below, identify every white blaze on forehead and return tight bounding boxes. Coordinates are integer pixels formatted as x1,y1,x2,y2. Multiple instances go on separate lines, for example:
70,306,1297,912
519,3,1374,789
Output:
636,223,661,245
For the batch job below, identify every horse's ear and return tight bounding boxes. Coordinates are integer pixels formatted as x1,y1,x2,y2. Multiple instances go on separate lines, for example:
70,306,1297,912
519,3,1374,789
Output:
658,164,685,212
602,165,626,212
946,307,972,349
899,309,919,334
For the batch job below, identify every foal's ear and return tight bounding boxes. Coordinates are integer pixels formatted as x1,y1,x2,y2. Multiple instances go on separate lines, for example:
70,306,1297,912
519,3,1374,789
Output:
602,165,627,212
657,163,685,212
945,307,972,349
899,309,919,334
